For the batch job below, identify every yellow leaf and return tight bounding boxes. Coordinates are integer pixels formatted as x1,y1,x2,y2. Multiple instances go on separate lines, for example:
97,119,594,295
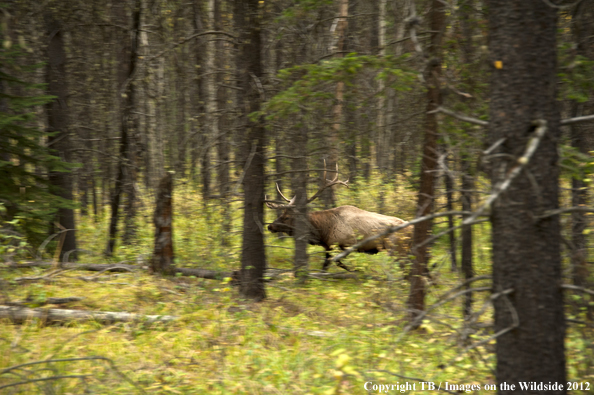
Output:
494,61,503,69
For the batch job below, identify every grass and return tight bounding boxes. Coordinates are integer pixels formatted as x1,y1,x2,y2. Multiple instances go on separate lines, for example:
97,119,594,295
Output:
1,176,593,394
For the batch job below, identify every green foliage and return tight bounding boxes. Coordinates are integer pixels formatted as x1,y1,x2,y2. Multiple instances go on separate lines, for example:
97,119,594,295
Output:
558,42,594,103
261,53,416,122
0,179,592,393
276,0,333,24
0,43,77,247
559,145,594,183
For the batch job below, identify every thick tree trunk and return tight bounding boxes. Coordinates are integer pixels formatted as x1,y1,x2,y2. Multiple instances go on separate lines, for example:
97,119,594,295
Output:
46,14,77,263
237,0,267,301
408,0,445,323
487,0,565,391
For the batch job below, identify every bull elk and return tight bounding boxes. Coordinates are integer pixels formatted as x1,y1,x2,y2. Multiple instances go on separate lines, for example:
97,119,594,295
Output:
265,165,412,271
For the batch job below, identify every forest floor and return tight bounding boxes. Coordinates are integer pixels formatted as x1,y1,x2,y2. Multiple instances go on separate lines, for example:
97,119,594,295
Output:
1,181,592,394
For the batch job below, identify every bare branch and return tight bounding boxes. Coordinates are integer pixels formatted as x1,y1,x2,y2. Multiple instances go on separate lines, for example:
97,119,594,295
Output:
536,206,594,220
562,284,594,296
540,0,585,10
429,106,489,126
463,119,547,225
560,113,594,125
442,288,516,369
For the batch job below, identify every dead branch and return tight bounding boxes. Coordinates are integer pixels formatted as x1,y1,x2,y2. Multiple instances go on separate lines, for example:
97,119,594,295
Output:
536,206,594,220
463,119,547,225
0,356,146,394
560,113,594,125
5,297,84,307
0,305,178,325
443,288,517,369
562,284,594,296
429,106,489,126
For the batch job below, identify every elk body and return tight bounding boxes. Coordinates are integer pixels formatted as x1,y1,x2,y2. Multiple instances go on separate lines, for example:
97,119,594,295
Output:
266,164,412,271
268,204,412,271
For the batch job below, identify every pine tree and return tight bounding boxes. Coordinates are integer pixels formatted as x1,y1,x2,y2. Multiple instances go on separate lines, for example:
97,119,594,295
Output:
0,42,76,247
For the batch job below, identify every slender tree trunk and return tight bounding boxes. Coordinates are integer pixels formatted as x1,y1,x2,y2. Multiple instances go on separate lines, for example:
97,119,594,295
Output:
459,0,475,318
106,0,141,255
377,0,387,213
293,118,309,281
487,0,565,390
408,0,445,323
324,0,349,208
46,13,77,262
569,0,593,295
444,157,457,272
460,152,474,318
237,0,267,301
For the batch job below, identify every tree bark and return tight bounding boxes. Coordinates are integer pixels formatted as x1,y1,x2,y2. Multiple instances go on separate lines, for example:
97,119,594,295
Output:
569,0,593,294
444,157,457,272
46,12,77,262
459,0,476,318
293,120,309,282
151,172,175,275
408,0,445,323
237,0,267,301
105,0,141,255
324,0,349,208
0,306,177,325
487,0,565,391
460,152,474,318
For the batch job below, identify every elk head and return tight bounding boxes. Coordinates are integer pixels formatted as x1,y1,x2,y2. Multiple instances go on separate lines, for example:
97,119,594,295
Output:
265,162,349,235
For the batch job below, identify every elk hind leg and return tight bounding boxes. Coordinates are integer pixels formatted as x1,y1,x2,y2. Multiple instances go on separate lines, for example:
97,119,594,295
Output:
323,252,351,272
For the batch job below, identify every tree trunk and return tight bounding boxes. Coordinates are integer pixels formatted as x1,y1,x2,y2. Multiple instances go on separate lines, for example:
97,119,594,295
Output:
569,0,593,294
408,0,445,323
46,13,77,263
151,172,175,275
324,0,349,208
106,0,141,255
459,0,476,318
293,120,309,282
444,157,457,272
487,0,565,390
237,0,267,302
460,152,474,318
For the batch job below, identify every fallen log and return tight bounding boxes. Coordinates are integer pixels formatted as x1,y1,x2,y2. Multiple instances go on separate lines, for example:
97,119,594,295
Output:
0,305,178,325
4,297,84,307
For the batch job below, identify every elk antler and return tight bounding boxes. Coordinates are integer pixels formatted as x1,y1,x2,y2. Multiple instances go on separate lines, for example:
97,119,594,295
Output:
265,195,284,209
265,184,297,209
276,183,294,203
306,160,349,204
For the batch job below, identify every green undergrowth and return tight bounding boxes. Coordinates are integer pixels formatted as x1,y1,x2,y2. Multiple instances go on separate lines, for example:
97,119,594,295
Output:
1,177,593,394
